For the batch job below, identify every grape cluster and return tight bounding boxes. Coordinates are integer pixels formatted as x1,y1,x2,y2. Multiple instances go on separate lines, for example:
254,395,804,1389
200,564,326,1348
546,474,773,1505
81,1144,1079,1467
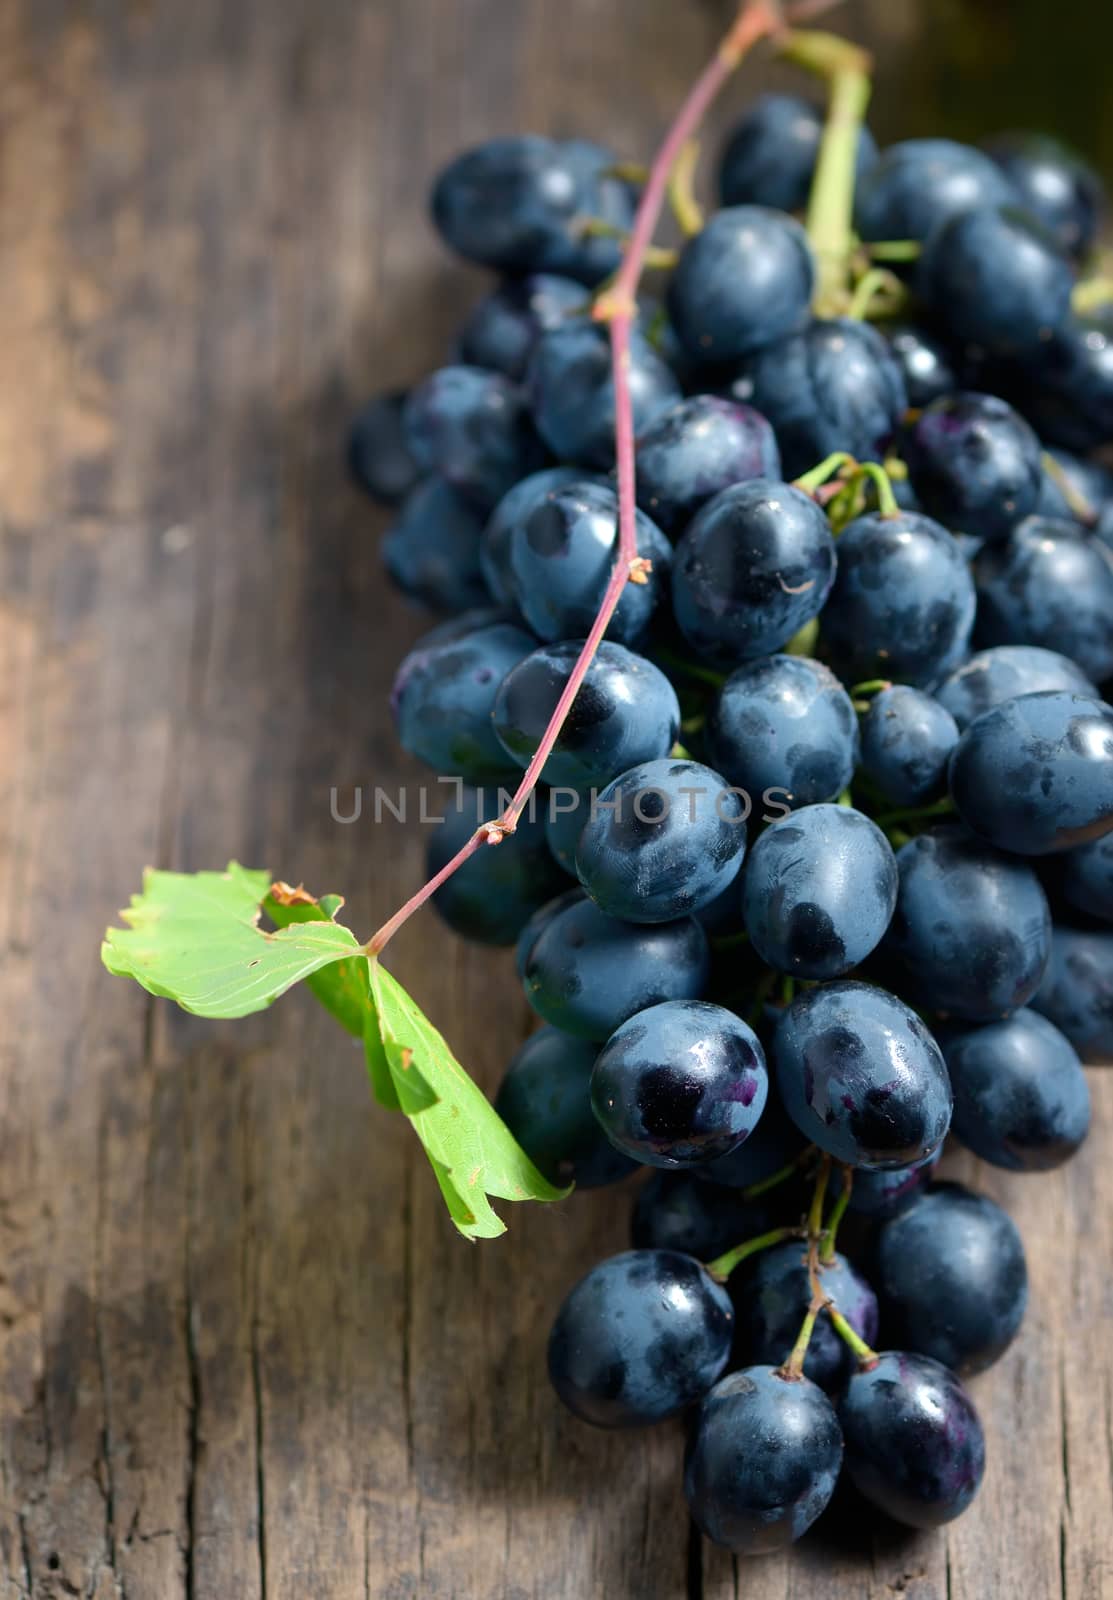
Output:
352,64,1113,1559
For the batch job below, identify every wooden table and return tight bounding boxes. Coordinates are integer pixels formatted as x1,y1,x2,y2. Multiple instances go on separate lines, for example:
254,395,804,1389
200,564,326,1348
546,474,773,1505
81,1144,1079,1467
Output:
2,1,1110,1595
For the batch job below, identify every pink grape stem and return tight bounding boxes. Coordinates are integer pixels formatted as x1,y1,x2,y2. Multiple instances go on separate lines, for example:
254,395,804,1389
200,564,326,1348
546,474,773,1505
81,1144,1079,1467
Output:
367,0,782,958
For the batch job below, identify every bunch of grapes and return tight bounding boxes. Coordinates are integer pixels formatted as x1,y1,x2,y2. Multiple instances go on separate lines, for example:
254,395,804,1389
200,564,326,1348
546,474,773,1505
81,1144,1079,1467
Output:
350,13,1113,1558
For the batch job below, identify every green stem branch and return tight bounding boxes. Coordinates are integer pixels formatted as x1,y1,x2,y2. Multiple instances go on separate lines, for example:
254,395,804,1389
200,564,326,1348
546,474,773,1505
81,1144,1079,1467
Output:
706,1224,804,1284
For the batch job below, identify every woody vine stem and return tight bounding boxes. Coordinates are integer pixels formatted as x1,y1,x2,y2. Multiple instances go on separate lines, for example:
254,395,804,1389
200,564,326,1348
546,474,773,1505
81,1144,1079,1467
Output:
366,0,844,960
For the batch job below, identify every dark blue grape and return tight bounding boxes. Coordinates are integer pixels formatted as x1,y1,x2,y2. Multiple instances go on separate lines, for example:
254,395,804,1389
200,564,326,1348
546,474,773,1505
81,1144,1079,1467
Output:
491,639,679,792
885,324,958,409
547,1249,733,1427
494,1026,637,1189
480,466,599,606
591,1000,767,1169
402,365,544,510
667,207,814,364
774,981,952,1169
935,644,1097,731
634,395,781,537
905,392,1043,543
521,891,709,1041
919,206,1073,357
528,322,680,469
943,1008,1090,1171
508,481,670,646
948,691,1113,855
853,138,1017,245
1007,313,1113,453
576,758,747,923
718,92,877,214
1062,833,1113,923
833,1148,942,1220
545,794,587,876
840,1352,985,1528
973,517,1113,682
382,478,489,614
515,886,586,980
822,511,976,688
707,655,858,809
860,686,960,806
411,605,523,648
347,391,421,505
671,480,836,666
723,318,907,479
458,273,586,379
887,826,1051,1020
983,132,1105,259
874,1183,1028,1375
391,617,535,783
428,787,566,946
696,1085,805,1189
1032,925,1113,1061
738,1244,879,1391
684,1367,843,1555
742,804,897,979
631,1171,776,1260
431,135,634,285
1036,448,1113,521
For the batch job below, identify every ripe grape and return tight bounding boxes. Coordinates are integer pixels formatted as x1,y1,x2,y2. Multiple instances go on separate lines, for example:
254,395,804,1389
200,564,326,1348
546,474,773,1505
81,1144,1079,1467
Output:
667,206,815,363
1032,925,1113,1060
479,466,602,607
458,273,587,380
1061,832,1113,922
347,391,421,505
918,205,1074,356
831,1148,941,1220
382,478,489,614
853,137,1017,245
494,1026,637,1189
983,131,1105,259
884,323,958,409
905,392,1043,543
973,517,1113,682
630,1171,777,1260
634,395,781,537
859,686,959,806
935,643,1097,731
737,1244,879,1391
527,321,680,468
718,92,877,214
428,787,566,945
1007,312,1113,453
707,655,858,808
403,365,545,509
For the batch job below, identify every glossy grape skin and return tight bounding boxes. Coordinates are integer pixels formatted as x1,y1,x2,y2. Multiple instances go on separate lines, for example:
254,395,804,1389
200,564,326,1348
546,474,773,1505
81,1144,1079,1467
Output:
973,518,1113,682
528,322,680,469
905,392,1042,544
591,1000,768,1169
402,365,544,511
684,1367,843,1555
718,93,877,214
382,478,490,614
508,481,670,647
834,1148,942,1220
520,891,709,1041
491,640,679,792
494,1026,637,1189
983,132,1105,259
391,618,535,782
428,787,566,946
943,1009,1091,1172
853,138,1017,245
667,207,815,364
431,135,633,285
547,1249,733,1427
822,511,976,689
671,480,836,667
696,1086,805,1189
887,826,1051,1020
774,981,952,1170
723,318,907,479
885,324,958,410
860,687,959,807
839,1352,986,1529
874,1184,1028,1376
545,795,587,876
739,1245,879,1392
1062,833,1113,923
631,1171,776,1260
919,206,1073,357
742,805,897,980
634,396,781,538
1036,448,1113,521
935,644,1097,732
1032,926,1113,1061
948,691,1113,855
479,466,599,606
576,758,747,924
707,655,858,810
458,273,586,380
1008,313,1113,453
347,391,421,505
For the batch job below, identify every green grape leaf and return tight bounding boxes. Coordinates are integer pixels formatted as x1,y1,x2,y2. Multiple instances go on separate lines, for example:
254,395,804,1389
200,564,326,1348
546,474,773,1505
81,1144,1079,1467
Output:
102,864,568,1240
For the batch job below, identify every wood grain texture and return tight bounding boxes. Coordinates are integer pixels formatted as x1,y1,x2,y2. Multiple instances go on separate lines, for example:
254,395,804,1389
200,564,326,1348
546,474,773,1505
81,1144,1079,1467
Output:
0,1,1109,1597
